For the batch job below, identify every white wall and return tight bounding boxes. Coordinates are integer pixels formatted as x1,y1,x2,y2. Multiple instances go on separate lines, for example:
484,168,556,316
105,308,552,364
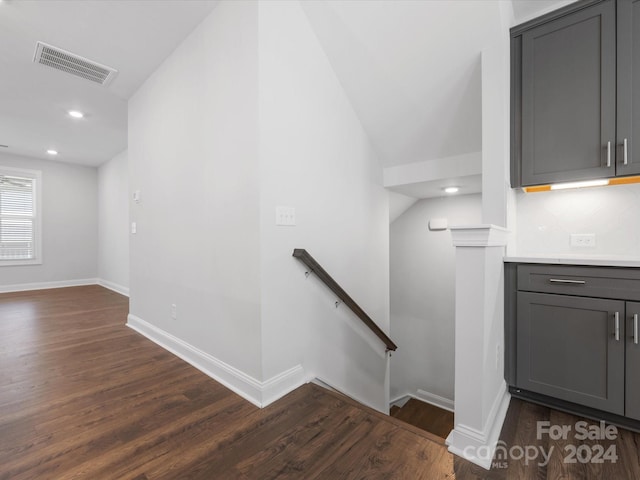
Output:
98,149,129,295
0,152,98,289
515,184,640,256
389,194,482,405
127,0,391,411
259,0,391,411
128,0,263,381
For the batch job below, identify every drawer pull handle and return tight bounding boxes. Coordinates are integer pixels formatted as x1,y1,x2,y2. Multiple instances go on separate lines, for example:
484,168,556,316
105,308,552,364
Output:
607,141,612,167
615,312,620,341
634,313,638,345
548,278,586,285
624,138,629,166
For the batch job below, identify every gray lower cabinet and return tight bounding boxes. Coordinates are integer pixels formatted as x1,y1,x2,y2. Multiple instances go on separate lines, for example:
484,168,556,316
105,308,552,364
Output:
506,263,640,427
626,302,640,420
517,292,625,415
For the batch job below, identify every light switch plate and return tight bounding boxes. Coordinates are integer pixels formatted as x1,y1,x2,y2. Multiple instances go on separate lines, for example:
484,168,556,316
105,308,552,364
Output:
131,222,137,234
276,206,296,226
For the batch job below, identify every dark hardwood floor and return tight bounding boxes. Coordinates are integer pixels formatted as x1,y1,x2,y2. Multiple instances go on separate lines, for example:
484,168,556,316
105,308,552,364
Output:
390,398,454,440
2,285,640,479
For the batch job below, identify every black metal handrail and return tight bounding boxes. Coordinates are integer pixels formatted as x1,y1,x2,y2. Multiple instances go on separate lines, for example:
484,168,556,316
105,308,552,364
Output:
293,248,397,352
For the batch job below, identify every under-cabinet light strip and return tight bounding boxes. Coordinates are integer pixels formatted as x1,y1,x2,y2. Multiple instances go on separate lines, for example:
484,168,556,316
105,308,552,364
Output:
522,175,640,193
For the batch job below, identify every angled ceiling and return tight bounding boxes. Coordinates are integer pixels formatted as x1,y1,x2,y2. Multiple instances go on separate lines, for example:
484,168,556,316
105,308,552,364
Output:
302,0,576,170
0,0,574,171
0,0,218,166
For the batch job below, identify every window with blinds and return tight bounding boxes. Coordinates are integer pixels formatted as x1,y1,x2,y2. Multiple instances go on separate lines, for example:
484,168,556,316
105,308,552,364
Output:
0,171,39,263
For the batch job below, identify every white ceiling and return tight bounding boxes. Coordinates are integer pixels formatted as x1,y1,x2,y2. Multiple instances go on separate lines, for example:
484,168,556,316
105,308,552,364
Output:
0,0,218,166
0,0,573,173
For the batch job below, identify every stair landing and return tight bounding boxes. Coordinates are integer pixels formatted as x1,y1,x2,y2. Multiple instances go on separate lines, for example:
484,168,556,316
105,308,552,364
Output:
391,398,454,439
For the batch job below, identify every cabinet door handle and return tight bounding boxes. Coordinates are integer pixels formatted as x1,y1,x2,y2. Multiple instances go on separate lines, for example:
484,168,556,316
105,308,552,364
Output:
548,278,586,285
634,313,638,345
615,312,620,341
624,138,629,166
607,141,612,167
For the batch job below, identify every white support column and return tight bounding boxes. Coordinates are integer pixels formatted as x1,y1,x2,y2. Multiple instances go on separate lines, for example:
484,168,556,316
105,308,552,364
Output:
446,224,511,470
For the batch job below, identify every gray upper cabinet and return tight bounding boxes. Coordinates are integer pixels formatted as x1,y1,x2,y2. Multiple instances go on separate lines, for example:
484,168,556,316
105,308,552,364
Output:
511,0,640,187
617,0,640,176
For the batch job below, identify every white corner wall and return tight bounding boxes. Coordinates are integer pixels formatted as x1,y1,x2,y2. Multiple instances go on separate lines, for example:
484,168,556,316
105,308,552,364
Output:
127,0,263,388
389,194,482,407
0,152,98,291
127,0,391,411
258,0,391,412
98,149,129,296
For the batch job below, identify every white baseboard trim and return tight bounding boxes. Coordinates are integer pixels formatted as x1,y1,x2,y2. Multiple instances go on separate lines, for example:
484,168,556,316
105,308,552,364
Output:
97,279,130,297
126,314,305,408
389,394,411,409
0,278,99,294
312,375,385,413
262,364,307,407
390,390,454,412
446,382,511,470
416,389,455,412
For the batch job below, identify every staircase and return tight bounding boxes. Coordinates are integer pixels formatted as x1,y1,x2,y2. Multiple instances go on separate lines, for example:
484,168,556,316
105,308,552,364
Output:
390,398,454,440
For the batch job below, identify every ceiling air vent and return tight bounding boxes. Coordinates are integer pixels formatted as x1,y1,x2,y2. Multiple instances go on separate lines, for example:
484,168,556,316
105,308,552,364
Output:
33,41,118,86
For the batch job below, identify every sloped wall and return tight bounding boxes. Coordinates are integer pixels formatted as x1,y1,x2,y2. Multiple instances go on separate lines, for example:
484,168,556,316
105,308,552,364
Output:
258,0,391,412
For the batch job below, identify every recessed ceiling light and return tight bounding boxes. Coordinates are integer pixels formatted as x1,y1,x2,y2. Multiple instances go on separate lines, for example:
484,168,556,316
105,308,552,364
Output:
444,187,459,194
47,149,58,155
68,110,84,119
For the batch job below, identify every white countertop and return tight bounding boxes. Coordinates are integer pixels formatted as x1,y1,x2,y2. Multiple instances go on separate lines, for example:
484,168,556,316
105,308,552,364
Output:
504,254,640,268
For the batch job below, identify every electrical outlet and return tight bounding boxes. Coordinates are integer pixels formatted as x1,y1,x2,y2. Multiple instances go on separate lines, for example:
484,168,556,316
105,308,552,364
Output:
570,233,596,247
171,304,177,320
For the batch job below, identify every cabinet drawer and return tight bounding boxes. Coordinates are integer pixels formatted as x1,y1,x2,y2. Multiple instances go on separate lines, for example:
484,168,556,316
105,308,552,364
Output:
517,264,640,301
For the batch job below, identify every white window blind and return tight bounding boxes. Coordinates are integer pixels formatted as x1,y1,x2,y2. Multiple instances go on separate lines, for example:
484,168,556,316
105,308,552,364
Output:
0,174,36,261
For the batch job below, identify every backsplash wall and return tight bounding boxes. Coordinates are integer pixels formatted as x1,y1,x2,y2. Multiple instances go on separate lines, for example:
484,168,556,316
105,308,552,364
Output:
515,183,640,257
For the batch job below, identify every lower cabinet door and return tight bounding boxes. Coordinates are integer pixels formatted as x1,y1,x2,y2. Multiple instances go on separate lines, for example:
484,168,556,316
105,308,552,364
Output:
626,302,640,421
517,292,625,415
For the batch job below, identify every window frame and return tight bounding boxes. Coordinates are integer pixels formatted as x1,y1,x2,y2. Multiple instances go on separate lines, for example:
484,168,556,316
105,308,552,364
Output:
0,166,42,266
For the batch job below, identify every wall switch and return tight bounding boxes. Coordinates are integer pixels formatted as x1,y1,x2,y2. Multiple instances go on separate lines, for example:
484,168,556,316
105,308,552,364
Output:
131,222,137,234
276,206,296,226
133,190,141,204
570,233,596,247
171,304,177,320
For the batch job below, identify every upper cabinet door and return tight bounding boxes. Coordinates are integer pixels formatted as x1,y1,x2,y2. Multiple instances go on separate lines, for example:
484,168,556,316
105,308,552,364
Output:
617,0,640,176
520,1,616,186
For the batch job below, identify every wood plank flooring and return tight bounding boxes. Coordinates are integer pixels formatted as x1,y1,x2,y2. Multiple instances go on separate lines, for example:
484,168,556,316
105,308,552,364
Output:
2,285,640,479
0,286,455,479
390,398,454,439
